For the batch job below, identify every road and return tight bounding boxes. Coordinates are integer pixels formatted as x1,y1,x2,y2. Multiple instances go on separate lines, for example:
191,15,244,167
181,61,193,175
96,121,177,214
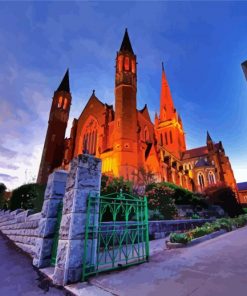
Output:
0,232,68,296
89,226,247,296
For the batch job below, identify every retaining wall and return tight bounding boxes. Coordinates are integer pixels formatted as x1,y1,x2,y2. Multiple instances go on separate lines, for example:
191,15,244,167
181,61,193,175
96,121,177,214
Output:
0,209,41,257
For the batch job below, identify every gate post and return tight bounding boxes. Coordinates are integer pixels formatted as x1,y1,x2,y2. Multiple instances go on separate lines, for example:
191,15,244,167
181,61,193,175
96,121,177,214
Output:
53,154,102,286
33,170,68,268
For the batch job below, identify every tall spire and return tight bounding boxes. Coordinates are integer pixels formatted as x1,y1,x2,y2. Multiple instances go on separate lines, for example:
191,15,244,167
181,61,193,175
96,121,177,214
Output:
160,62,175,121
206,131,213,143
119,28,134,54
57,69,70,92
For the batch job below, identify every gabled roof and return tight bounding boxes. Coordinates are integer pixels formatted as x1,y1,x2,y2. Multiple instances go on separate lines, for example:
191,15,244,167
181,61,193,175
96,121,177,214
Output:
120,28,134,54
57,69,70,92
182,143,220,160
237,182,247,191
138,104,152,122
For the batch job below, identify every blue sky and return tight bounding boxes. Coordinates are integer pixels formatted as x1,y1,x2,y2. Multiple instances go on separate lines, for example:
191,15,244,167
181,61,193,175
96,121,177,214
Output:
0,1,246,189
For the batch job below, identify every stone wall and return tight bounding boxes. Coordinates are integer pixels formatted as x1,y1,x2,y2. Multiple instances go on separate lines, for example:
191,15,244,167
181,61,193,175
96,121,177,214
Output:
0,209,41,257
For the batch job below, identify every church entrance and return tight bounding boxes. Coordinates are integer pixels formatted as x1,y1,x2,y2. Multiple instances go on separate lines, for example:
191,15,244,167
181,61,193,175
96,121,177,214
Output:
82,190,149,281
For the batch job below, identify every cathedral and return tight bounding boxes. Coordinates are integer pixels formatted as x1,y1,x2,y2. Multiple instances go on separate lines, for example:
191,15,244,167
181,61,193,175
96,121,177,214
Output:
37,29,239,197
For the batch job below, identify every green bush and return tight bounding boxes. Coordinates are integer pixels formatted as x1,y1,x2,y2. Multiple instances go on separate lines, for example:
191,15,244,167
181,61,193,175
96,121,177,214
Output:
9,183,46,213
190,226,212,238
101,175,133,196
170,232,191,244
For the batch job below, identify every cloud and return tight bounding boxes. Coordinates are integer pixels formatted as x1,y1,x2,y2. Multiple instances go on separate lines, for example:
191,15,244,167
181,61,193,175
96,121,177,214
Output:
0,145,18,158
0,173,18,183
0,161,19,170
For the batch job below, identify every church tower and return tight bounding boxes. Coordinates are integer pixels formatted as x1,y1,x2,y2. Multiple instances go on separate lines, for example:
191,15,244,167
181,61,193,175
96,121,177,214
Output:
156,63,186,159
113,29,138,178
37,70,71,184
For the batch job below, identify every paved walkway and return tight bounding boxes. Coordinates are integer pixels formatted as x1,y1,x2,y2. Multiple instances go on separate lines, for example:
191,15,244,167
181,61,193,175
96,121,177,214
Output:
0,233,67,296
80,226,247,296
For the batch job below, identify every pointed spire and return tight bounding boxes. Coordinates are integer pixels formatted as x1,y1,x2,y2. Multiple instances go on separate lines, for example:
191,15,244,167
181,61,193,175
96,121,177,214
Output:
120,28,134,54
160,62,175,121
57,69,70,92
206,131,213,143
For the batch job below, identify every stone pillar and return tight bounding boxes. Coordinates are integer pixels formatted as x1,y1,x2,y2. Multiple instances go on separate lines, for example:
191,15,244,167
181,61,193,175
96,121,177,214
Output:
33,170,68,268
53,154,102,286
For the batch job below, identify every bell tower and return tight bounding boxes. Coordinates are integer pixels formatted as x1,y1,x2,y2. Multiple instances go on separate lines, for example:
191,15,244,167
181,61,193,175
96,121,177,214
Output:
37,69,71,184
113,29,138,178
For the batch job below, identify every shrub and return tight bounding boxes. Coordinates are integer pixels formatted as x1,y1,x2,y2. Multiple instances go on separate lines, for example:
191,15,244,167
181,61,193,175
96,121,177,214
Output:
146,184,177,220
101,175,133,196
170,232,191,244
9,183,46,213
190,226,212,239
204,185,243,217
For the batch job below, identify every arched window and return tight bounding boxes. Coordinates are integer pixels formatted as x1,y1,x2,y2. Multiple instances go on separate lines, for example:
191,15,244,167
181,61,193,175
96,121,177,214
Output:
170,131,173,144
198,173,205,189
124,57,130,71
118,56,123,72
131,59,136,73
208,171,216,185
63,98,68,110
165,132,168,145
58,96,63,108
82,117,98,156
160,133,163,146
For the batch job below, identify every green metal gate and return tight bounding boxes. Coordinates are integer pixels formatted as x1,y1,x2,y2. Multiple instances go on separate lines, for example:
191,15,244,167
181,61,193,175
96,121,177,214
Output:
50,203,63,266
82,190,149,281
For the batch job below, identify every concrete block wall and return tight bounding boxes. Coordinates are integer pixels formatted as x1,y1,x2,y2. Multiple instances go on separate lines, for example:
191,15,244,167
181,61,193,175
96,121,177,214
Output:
0,209,41,257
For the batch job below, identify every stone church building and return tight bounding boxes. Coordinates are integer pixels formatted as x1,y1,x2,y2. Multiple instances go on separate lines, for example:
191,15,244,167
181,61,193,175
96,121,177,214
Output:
37,29,239,196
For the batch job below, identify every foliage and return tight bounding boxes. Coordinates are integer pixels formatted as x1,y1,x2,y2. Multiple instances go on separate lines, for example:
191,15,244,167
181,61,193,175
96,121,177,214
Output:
170,232,191,244
169,214,247,244
101,175,133,196
191,213,200,219
204,185,243,217
146,184,177,220
0,183,7,209
9,183,46,212
161,182,208,209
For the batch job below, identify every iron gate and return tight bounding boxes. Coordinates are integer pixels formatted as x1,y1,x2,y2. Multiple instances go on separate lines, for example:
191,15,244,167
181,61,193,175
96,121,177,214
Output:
82,190,149,280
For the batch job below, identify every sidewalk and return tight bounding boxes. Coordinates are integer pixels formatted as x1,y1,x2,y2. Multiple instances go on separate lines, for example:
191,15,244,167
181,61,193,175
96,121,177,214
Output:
62,227,247,296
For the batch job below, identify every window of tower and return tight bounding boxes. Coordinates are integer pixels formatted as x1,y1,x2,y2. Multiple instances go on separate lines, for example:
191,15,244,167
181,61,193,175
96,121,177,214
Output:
165,132,168,145
58,96,63,108
63,98,68,110
131,59,136,73
124,57,130,71
170,130,173,143
118,56,123,72
160,133,163,146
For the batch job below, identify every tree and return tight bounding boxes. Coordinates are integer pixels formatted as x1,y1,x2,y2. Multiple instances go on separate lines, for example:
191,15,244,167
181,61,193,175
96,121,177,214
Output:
9,183,46,212
146,184,177,220
101,175,133,196
204,185,243,217
0,183,7,209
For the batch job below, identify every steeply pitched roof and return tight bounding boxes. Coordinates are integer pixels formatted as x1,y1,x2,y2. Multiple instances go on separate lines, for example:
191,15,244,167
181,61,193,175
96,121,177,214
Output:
182,143,220,160
237,182,247,191
241,60,247,80
57,69,70,92
120,28,134,54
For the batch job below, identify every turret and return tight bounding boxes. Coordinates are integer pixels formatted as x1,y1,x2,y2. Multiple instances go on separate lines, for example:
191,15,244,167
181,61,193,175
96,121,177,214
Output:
37,69,71,184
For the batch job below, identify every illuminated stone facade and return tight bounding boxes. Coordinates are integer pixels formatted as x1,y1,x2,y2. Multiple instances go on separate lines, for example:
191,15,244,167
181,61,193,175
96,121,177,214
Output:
37,29,239,197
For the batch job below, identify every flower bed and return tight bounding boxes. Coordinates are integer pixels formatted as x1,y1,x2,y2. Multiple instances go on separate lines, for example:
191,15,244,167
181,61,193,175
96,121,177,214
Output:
167,214,247,247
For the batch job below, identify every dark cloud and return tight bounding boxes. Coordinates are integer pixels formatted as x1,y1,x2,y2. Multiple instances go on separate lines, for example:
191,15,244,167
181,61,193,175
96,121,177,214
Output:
0,145,18,158
0,173,18,183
